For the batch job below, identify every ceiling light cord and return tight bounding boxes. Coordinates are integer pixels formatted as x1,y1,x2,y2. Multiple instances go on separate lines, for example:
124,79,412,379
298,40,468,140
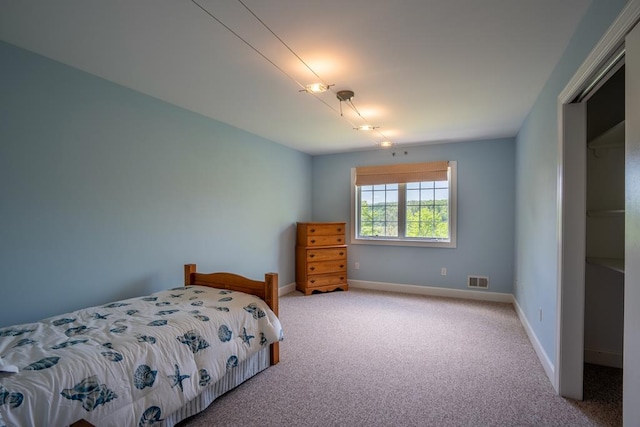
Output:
347,99,362,118
191,0,390,148
236,0,330,88
190,1,348,117
190,0,306,91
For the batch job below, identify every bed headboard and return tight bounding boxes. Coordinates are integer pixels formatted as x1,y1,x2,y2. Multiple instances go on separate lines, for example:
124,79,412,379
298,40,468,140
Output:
183,264,279,364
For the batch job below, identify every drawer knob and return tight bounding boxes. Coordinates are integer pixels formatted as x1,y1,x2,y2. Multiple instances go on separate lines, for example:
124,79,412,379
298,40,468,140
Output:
310,229,316,233
310,239,316,244
340,277,344,280
339,252,344,256
310,280,316,284
310,267,315,271
309,254,315,258
337,238,342,242
340,265,344,268
338,228,342,232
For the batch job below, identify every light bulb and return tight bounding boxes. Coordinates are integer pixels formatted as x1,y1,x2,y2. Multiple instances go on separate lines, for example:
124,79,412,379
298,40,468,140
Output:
304,83,328,93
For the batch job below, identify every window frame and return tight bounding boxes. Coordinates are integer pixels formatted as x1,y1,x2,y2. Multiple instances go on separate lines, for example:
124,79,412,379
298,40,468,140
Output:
350,161,457,248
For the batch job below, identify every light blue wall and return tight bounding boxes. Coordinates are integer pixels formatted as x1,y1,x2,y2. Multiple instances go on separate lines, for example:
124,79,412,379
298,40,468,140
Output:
514,0,627,364
0,41,312,327
312,138,515,293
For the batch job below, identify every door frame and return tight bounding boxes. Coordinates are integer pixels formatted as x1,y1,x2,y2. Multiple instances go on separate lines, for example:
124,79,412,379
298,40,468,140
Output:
556,0,640,399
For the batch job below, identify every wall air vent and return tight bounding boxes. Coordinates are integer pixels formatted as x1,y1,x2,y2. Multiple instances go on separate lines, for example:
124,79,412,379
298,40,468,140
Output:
468,275,489,289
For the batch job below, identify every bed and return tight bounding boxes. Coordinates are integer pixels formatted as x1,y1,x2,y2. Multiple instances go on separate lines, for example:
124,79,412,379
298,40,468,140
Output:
0,264,282,427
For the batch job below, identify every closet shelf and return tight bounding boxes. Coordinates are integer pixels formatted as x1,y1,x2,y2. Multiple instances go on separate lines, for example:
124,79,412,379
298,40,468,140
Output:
586,209,625,217
586,257,625,274
587,120,625,150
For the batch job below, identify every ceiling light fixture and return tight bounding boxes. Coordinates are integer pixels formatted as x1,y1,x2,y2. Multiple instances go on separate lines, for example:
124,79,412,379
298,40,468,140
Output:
300,83,332,93
336,89,391,145
355,125,379,131
192,0,396,149
336,89,356,117
336,90,355,102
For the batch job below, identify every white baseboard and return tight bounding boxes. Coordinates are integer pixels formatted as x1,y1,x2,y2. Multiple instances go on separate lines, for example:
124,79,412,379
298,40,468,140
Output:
584,349,623,368
279,282,296,296
512,298,555,385
348,279,514,303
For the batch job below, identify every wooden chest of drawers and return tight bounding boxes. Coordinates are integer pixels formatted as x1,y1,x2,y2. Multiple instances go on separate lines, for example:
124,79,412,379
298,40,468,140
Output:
295,222,348,295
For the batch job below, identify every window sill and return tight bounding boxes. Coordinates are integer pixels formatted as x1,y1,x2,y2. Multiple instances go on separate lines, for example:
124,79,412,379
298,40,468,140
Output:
350,237,457,248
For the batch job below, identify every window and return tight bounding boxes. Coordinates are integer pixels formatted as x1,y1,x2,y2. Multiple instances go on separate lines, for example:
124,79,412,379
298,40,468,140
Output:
351,161,457,248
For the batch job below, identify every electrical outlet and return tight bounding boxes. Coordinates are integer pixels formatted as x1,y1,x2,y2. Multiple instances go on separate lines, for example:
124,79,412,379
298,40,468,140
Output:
441,268,447,276
355,262,360,270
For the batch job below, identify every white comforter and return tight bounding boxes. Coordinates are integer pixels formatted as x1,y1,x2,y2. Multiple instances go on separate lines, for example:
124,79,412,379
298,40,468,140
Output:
0,285,283,427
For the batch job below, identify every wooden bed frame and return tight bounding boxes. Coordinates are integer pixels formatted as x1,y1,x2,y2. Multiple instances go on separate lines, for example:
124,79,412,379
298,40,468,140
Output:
70,265,281,427
183,264,280,365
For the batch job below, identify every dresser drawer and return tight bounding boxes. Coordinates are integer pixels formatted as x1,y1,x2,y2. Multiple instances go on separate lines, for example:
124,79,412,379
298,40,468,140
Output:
306,235,345,247
302,223,345,236
307,259,347,274
306,247,347,262
306,272,347,288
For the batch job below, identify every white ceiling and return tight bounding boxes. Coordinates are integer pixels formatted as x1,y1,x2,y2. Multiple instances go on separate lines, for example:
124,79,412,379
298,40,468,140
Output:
0,0,591,155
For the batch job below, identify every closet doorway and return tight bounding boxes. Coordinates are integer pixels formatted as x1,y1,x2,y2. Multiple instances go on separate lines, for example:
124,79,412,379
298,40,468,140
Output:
583,66,625,374
558,49,625,402
558,6,640,424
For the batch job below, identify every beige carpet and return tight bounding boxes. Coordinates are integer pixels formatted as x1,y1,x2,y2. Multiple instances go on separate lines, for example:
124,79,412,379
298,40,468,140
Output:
179,288,622,426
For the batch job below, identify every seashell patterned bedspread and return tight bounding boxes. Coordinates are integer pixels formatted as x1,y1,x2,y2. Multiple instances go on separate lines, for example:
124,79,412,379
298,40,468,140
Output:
0,285,283,427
